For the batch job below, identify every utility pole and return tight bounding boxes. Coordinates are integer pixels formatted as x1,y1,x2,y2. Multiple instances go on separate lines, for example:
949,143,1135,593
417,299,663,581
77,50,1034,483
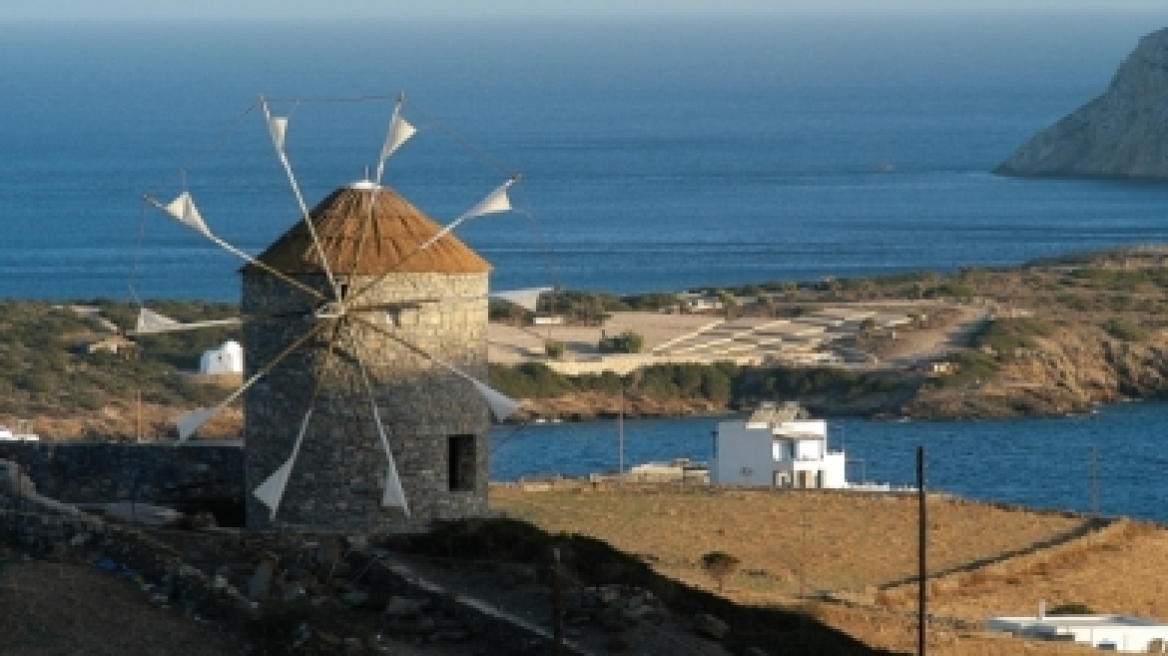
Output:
799,507,808,598
917,445,927,656
617,382,625,482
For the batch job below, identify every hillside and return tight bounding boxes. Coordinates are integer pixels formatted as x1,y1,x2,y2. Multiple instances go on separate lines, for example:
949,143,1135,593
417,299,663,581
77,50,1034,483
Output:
495,247,1168,421
996,26,1168,179
0,300,241,439
5,245,1168,438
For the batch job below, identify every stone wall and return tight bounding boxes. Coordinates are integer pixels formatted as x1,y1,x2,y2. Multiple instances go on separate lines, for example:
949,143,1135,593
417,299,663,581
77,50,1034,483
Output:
0,441,243,507
0,463,589,655
242,271,491,532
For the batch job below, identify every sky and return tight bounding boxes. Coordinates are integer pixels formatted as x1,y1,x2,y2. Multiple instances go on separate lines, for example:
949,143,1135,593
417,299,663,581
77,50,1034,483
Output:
5,0,1168,22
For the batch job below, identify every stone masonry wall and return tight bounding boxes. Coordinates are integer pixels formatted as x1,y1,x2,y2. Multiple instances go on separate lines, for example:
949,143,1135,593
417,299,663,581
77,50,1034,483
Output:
0,442,243,506
242,272,490,532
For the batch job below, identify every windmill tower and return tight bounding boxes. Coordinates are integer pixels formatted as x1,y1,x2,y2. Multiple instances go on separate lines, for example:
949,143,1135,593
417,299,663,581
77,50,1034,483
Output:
242,182,495,531
134,95,526,533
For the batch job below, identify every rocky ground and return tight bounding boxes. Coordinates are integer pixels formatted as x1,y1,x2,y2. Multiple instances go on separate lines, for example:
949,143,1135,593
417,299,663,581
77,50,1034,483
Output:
0,516,876,656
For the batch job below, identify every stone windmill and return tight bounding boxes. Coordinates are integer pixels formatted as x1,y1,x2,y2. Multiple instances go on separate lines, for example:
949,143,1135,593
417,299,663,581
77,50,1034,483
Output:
134,95,527,531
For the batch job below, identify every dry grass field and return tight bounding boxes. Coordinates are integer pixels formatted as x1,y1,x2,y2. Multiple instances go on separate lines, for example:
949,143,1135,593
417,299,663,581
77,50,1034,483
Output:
489,311,717,363
492,485,1087,599
491,485,1157,655
0,548,242,655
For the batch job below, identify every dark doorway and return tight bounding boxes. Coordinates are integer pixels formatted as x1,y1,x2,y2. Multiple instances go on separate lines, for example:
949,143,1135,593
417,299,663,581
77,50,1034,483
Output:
448,434,476,491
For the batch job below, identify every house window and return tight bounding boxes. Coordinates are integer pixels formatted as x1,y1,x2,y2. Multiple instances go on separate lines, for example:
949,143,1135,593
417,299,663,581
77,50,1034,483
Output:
448,435,476,492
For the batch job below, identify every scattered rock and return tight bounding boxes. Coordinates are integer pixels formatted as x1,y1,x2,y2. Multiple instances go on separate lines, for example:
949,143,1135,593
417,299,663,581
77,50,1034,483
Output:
694,613,730,641
436,628,470,643
247,559,274,602
605,631,630,652
385,596,423,617
340,589,370,607
102,501,183,527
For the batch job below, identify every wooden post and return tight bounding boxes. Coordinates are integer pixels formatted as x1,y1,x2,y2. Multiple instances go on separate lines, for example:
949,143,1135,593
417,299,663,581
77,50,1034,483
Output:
552,547,565,655
617,384,624,482
917,445,927,656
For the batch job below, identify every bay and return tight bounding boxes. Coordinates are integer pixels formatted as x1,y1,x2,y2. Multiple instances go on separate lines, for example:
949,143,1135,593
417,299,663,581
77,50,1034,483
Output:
3,15,1168,300
7,15,1168,521
490,402,1168,522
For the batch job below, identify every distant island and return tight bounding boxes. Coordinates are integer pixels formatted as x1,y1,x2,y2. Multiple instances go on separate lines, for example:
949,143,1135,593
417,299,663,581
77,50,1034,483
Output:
8,244,1168,439
995,27,1168,179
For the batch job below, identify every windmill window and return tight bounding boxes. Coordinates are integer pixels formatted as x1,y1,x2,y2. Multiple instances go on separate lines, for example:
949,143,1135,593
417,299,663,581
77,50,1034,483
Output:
448,434,476,491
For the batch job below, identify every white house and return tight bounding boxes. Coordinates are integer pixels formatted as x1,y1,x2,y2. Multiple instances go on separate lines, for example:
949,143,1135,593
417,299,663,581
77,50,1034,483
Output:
711,402,846,488
199,340,244,375
987,602,1168,652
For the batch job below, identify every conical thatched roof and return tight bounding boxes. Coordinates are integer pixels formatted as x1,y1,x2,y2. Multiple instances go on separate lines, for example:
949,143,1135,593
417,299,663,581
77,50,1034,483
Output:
248,182,491,276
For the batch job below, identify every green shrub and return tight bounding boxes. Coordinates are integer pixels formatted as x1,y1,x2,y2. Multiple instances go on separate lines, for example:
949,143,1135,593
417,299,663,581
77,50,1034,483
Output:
1103,319,1147,342
930,283,973,299
972,318,1051,353
1047,602,1094,616
700,551,741,592
544,340,565,360
488,363,576,399
621,293,679,311
1054,294,1090,311
1071,268,1145,291
598,330,644,354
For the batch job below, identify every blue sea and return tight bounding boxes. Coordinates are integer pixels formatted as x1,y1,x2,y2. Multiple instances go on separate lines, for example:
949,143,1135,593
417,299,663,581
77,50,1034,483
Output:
7,14,1168,518
490,402,1168,522
3,14,1168,300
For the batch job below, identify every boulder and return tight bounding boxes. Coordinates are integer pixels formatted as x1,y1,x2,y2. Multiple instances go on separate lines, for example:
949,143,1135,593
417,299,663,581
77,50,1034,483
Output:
694,613,730,641
385,596,424,617
247,560,274,602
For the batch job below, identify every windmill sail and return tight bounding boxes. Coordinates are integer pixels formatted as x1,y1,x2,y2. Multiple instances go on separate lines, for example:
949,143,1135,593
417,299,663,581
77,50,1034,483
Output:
376,103,416,181
418,177,517,251
163,192,211,237
131,308,241,336
350,315,522,424
469,378,522,423
173,322,327,442
268,116,289,152
253,410,312,518
259,98,342,300
351,344,410,513
136,308,180,334
146,194,326,301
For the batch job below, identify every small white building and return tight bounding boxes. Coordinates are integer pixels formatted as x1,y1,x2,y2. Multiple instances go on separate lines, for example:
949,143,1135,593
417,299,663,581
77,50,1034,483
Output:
199,340,244,375
0,422,39,441
711,402,846,488
987,603,1168,652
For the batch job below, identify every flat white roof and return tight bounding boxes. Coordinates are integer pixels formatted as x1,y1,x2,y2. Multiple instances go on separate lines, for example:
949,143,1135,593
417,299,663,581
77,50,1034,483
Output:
990,614,1167,629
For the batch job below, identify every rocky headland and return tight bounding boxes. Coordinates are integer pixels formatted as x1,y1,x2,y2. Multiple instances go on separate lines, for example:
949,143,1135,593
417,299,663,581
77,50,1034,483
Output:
996,27,1168,179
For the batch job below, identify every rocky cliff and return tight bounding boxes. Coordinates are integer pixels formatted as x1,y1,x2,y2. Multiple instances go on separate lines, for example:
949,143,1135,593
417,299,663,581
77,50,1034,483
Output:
996,27,1168,179
906,327,1168,419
